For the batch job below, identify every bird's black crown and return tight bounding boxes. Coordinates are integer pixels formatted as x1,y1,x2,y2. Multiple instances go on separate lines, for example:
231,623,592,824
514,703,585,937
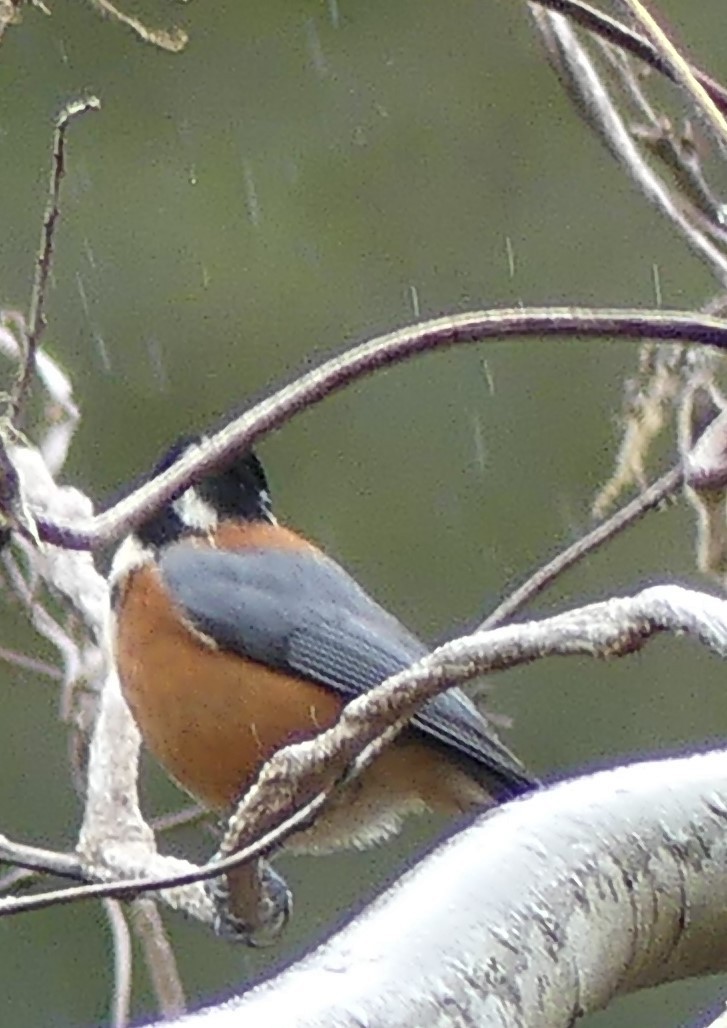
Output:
136,435,273,550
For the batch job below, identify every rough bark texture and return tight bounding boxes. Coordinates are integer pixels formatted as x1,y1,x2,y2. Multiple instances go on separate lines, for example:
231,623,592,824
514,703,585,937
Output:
170,751,727,1028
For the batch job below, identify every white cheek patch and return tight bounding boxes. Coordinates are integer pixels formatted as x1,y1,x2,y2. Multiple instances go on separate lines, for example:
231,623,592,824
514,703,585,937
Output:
172,489,218,533
109,535,154,588
260,491,277,524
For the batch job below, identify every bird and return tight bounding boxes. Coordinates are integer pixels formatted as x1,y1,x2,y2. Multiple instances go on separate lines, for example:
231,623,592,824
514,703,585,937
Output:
109,436,536,932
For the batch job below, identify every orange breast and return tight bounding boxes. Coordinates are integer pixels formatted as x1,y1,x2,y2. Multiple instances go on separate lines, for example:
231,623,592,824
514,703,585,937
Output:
114,524,490,847
114,560,343,811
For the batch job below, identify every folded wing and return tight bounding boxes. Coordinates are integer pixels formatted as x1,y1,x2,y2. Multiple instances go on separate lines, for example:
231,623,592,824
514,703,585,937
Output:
160,543,535,799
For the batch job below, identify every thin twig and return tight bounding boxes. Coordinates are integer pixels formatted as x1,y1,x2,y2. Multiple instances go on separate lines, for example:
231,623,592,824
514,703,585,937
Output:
9,96,100,425
613,0,727,158
0,867,36,894
104,899,132,1028
2,549,82,687
28,306,727,552
85,0,187,53
150,804,207,835
0,790,328,916
0,644,62,681
530,9,727,284
601,42,727,231
0,834,82,879
530,0,727,115
481,464,684,629
131,900,186,1020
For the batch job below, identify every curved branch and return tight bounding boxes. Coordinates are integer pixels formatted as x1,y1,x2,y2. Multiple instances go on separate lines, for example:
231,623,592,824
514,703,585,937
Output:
613,0,727,159
530,11,727,283
3,584,727,921
32,306,727,551
165,750,727,1027
530,0,727,116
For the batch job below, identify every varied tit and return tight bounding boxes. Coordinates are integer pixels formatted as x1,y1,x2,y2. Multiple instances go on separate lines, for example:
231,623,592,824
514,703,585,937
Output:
109,438,535,860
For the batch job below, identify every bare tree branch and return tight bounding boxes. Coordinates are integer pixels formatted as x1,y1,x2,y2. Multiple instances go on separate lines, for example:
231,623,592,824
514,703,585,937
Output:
0,833,81,878
481,463,683,629
529,10,727,283
1,584,727,934
529,0,727,116
0,867,36,895
8,97,99,425
104,898,133,1028
0,644,62,680
175,750,727,1028
614,0,727,159
23,306,727,552
84,0,187,53
130,899,186,1021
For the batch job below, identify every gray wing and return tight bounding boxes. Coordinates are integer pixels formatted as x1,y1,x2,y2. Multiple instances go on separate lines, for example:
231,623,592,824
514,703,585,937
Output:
159,543,534,799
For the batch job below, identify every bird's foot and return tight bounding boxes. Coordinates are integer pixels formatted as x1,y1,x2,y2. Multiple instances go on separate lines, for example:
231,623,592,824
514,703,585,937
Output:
207,858,292,947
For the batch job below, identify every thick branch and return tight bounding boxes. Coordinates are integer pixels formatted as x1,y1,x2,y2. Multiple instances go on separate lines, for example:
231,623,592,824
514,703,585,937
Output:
171,750,727,1028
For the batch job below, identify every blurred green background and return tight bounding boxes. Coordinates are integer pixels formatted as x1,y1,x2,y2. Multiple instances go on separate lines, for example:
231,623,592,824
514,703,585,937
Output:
1,0,727,1024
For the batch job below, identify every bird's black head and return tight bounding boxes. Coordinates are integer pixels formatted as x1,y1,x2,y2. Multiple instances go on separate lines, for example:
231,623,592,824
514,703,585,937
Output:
135,435,274,550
